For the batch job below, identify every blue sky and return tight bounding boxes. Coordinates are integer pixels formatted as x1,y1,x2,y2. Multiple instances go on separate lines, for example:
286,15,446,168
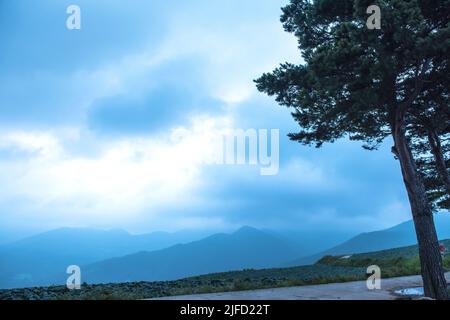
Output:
0,0,411,241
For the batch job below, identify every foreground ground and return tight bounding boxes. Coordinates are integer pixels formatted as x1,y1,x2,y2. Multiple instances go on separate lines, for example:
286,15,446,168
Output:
152,273,450,300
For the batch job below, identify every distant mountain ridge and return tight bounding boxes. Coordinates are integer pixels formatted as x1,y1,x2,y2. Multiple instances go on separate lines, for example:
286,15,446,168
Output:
3,237,449,300
3,214,450,289
79,226,302,284
0,227,208,289
0,226,303,288
287,213,450,266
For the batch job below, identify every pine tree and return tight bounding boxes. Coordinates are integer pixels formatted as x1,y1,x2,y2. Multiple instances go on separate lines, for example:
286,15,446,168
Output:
256,0,450,298
408,96,450,210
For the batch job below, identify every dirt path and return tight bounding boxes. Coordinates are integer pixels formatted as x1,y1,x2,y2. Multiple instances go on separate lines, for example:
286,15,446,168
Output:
151,273,450,300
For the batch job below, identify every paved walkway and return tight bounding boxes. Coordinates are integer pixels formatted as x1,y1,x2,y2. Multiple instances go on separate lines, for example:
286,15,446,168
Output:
151,273,450,300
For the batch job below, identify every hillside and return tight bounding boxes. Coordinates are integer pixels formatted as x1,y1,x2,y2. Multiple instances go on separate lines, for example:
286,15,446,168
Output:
337,239,450,261
79,226,303,284
288,213,450,266
0,228,208,289
2,239,449,300
0,226,307,289
3,215,450,289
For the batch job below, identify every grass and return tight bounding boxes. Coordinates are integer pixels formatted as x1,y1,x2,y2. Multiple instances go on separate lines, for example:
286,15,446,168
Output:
317,242,450,279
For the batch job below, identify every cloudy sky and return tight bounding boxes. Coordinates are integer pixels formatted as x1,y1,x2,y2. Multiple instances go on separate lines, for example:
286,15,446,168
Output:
0,0,411,241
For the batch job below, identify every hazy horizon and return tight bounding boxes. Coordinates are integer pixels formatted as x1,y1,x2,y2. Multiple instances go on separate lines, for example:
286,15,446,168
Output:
0,215,423,247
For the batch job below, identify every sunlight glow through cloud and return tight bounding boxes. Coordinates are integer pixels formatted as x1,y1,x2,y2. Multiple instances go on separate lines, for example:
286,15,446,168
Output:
0,116,235,218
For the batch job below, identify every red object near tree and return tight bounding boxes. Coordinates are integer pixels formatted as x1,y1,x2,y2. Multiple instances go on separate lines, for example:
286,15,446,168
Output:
439,244,446,254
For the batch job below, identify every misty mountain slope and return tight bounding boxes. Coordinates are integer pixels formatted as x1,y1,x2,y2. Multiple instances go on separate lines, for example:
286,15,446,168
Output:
288,213,450,266
263,227,353,257
0,228,208,289
80,226,303,284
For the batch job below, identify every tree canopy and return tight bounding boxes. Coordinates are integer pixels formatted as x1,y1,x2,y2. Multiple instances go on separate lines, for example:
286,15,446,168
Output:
256,0,449,149
255,0,450,299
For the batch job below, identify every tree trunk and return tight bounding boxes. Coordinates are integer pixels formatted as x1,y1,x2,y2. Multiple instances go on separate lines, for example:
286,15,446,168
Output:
427,127,450,196
393,117,449,299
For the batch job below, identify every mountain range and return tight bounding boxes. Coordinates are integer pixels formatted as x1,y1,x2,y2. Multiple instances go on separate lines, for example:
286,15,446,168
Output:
80,226,301,284
0,227,208,288
287,213,450,266
1,213,449,289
